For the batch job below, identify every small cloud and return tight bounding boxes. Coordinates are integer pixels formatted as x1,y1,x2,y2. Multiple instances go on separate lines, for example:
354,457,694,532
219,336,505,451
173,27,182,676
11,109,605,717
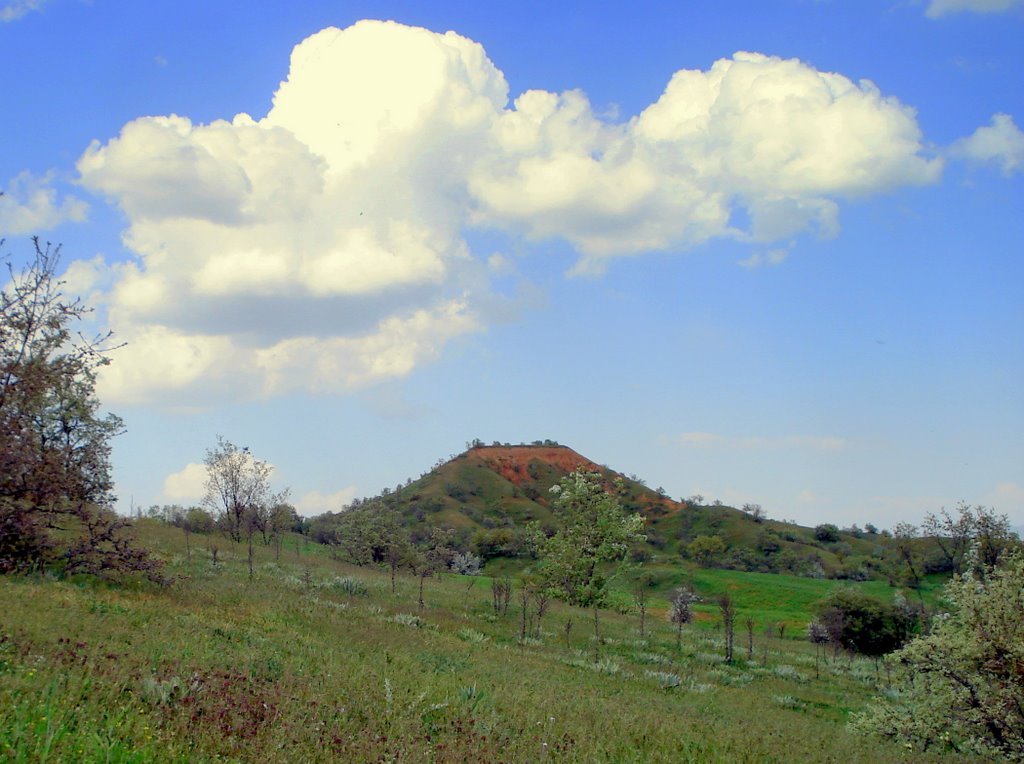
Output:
675,432,846,452
154,55,169,67
1,0,48,23
796,489,819,504
295,487,359,516
989,481,1024,523
487,253,513,274
163,462,207,502
950,113,1024,176
0,171,88,235
677,432,726,447
992,481,1024,503
739,247,790,269
926,0,1024,18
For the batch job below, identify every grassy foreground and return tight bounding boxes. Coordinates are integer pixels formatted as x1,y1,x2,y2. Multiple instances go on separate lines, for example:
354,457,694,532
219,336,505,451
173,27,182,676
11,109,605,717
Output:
0,522,975,763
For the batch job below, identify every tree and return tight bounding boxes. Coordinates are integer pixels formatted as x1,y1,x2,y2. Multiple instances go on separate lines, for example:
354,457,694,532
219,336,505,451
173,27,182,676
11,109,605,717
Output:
890,522,925,598
687,534,726,567
268,502,299,561
408,527,454,608
532,470,644,660
718,593,736,663
632,573,654,638
851,547,1024,759
742,503,765,523
807,620,829,678
922,502,1018,574
668,586,697,653
814,523,840,543
202,437,275,544
815,588,919,661
1,238,161,581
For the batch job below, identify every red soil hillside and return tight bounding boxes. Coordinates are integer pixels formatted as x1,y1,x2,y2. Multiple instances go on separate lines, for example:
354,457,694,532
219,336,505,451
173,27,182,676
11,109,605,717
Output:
465,445,603,487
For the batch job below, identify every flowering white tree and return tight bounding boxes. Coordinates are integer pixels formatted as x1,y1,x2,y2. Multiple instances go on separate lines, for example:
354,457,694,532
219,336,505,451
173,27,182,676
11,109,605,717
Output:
851,546,1024,759
532,470,644,660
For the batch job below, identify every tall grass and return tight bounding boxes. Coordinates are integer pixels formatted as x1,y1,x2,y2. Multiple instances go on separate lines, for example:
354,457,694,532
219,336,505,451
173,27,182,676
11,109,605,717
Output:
0,521,970,762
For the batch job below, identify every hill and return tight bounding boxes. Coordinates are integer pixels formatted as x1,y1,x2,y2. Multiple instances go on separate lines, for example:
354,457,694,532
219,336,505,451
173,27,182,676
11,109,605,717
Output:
348,443,904,583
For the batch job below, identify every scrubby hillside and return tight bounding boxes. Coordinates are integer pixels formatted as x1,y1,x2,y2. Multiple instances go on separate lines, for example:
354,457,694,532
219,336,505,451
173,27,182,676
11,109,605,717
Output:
340,444,909,583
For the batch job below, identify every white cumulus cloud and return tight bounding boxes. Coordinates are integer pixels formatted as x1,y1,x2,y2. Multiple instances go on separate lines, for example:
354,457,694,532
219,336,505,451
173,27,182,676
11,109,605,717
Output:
0,171,87,235
78,21,944,406
296,487,360,516
163,462,208,502
951,113,1024,175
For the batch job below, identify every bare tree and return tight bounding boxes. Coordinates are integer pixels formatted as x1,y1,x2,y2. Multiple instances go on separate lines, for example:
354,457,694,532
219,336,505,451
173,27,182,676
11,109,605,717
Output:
742,503,765,523
668,586,697,653
807,620,829,678
718,593,736,663
491,576,512,616
633,573,654,638
891,522,925,604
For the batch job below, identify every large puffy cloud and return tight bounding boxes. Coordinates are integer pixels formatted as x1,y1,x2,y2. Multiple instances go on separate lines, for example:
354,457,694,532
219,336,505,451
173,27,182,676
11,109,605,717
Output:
951,113,1024,175
78,20,942,405
471,51,940,273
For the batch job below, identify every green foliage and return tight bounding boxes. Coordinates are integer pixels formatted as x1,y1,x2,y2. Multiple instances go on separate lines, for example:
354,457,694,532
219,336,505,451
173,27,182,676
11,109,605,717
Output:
687,534,727,566
852,547,1024,759
815,588,920,659
814,524,841,543
532,470,644,609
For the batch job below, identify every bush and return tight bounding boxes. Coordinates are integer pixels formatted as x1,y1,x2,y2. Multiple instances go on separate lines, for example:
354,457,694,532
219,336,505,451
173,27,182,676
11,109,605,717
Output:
814,524,840,543
852,548,1024,759
816,588,920,659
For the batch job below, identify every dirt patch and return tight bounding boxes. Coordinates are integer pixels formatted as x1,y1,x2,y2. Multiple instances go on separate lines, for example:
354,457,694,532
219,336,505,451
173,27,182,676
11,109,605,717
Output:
466,445,602,487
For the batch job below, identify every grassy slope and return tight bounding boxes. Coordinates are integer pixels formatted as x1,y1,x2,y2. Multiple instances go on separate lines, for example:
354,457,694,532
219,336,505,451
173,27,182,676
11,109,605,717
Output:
0,521,972,763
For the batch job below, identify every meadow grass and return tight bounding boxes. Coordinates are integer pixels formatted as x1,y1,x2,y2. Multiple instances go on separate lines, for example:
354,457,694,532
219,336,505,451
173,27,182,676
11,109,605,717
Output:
0,521,975,762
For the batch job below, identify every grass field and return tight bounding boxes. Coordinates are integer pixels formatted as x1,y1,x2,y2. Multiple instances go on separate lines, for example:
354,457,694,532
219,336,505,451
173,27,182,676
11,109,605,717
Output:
0,521,976,763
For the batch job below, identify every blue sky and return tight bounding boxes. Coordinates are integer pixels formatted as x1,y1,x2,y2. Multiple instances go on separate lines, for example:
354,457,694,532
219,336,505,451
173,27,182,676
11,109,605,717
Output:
2,0,1022,530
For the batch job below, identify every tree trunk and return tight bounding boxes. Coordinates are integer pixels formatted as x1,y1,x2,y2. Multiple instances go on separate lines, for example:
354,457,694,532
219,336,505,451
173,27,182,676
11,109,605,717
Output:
592,604,600,662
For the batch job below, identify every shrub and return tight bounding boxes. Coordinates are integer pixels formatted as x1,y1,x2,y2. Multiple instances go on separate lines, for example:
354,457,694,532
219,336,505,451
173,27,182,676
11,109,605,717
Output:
814,524,840,543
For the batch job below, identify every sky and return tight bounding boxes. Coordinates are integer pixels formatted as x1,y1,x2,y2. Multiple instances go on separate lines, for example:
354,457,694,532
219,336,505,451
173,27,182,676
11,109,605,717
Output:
1,0,1022,531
